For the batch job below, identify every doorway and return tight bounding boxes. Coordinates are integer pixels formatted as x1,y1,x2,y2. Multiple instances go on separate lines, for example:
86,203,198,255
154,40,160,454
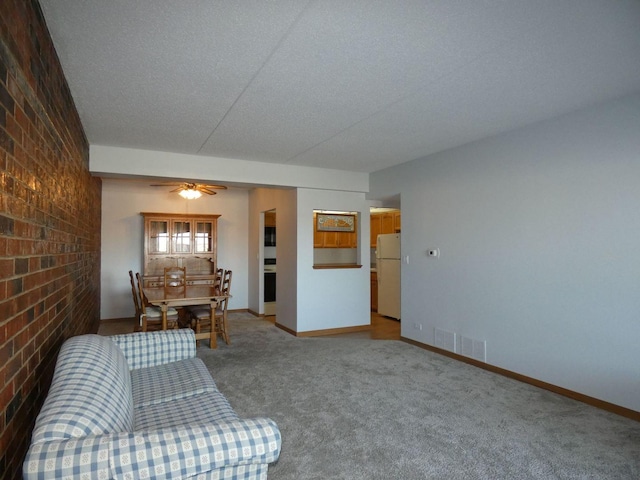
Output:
263,209,276,316
370,205,401,320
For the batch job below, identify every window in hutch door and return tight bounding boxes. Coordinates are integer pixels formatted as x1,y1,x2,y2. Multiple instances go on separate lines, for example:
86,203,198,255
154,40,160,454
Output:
149,220,170,254
195,221,213,253
172,221,191,253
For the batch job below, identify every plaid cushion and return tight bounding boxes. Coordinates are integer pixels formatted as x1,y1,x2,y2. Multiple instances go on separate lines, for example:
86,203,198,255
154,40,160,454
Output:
31,335,134,443
135,390,239,430
109,329,196,370
131,357,218,408
111,418,281,480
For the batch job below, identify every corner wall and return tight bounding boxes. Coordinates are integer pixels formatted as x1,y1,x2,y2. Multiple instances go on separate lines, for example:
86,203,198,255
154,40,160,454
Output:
248,188,297,327
0,2,101,477
370,93,640,412
296,188,371,333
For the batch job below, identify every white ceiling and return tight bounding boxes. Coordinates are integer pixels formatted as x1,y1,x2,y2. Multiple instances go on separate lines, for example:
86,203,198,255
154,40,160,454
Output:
40,0,640,174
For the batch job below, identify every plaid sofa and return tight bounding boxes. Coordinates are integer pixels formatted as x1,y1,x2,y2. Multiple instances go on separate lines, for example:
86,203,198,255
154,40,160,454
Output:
23,329,281,479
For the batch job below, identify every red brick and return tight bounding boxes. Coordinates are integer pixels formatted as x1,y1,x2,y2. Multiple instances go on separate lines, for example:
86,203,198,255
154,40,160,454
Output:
0,2,101,476
0,258,12,279
5,111,22,146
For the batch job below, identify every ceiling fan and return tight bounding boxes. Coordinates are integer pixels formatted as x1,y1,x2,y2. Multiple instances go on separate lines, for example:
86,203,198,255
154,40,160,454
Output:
150,182,227,199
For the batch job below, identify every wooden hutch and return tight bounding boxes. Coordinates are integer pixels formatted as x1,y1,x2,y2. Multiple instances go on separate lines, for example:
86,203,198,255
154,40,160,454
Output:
141,212,220,287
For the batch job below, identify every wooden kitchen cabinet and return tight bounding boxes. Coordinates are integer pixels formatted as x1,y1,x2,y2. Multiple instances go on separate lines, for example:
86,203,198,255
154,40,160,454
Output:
380,212,394,235
313,213,324,247
265,211,276,227
370,210,401,247
371,271,378,311
322,230,339,247
370,214,382,247
141,212,220,285
313,213,357,248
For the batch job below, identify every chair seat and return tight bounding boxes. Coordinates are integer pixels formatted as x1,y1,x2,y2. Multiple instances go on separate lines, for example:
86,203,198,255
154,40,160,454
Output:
145,306,179,318
189,306,220,319
141,307,180,331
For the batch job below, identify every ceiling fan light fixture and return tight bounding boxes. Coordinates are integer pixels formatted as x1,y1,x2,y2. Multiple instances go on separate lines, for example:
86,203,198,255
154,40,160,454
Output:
179,188,202,200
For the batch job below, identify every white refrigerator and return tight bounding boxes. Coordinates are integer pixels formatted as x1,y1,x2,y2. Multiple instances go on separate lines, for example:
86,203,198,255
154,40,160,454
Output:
376,233,401,320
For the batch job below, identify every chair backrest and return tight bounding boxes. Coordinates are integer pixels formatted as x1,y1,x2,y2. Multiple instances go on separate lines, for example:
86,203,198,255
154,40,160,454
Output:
221,270,232,294
164,266,186,287
135,272,150,312
136,272,157,331
219,270,232,310
128,270,142,319
214,267,224,292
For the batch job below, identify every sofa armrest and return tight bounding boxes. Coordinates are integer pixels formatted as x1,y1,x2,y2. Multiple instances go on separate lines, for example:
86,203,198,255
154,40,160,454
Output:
23,435,112,480
109,329,196,370
111,418,281,480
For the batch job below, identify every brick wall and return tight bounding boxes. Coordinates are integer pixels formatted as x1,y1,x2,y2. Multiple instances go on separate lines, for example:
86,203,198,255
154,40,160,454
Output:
0,1,101,478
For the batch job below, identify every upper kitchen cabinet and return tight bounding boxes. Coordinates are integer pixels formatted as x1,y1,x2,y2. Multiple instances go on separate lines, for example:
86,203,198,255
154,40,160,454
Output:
265,211,276,227
393,211,401,232
370,210,401,247
142,212,220,284
313,212,357,248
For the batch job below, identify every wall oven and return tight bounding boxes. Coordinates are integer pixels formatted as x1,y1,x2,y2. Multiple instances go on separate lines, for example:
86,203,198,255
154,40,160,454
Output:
264,227,276,246
264,258,276,303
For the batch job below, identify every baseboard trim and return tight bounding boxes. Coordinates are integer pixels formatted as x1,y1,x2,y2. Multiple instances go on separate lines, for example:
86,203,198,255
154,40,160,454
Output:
401,336,640,423
100,316,135,322
274,322,295,336
275,322,369,337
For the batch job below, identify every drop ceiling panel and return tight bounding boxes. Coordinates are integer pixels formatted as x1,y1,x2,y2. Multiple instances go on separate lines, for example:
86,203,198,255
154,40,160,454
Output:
289,1,640,171
38,0,640,173
197,0,558,164
40,0,310,153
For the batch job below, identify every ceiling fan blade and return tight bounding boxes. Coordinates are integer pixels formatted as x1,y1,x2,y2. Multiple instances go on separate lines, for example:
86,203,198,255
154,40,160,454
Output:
148,182,227,196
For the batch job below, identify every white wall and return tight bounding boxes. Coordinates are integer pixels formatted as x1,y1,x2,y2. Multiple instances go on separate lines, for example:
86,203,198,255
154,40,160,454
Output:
101,179,249,319
296,189,371,333
91,145,369,192
248,187,297,325
248,187,371,333
370,93,640,412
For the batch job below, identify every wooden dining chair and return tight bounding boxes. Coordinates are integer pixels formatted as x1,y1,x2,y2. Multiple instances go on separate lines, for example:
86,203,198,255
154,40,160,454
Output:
164,266,186,287
190,269,232,346
128,270,143,331
183,267,223,334
214,267,224,292
135,272,180,331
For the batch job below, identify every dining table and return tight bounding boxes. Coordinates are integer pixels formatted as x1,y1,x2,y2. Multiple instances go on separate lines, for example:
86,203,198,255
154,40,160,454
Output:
141,283,230,348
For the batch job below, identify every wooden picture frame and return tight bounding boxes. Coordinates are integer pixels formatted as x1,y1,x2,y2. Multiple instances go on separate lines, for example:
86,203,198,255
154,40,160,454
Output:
316,213,355,232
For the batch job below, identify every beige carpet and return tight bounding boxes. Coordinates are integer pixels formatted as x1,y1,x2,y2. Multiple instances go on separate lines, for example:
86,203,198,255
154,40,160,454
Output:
197,313,640,480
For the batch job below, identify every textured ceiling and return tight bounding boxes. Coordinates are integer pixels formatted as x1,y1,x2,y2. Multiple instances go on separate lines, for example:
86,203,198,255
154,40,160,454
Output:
40,0,640,173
